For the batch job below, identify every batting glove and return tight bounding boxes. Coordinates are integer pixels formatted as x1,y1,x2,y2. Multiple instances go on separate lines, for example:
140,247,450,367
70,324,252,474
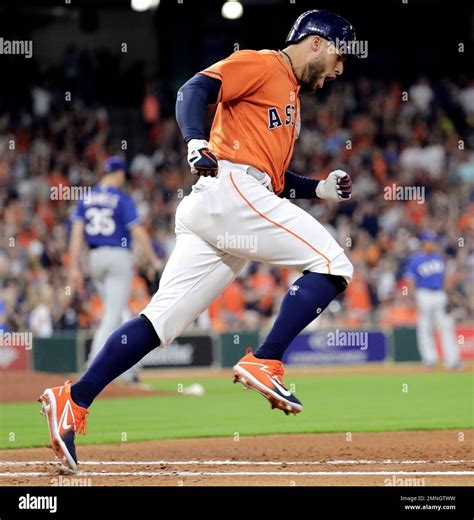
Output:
187,139,219,177
316,169,352,201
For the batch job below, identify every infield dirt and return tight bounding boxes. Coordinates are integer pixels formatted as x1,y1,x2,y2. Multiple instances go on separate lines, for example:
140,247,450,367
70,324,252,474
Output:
1,430,472,486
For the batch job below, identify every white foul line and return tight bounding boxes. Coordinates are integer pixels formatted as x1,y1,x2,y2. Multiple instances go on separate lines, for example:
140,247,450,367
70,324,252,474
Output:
0,459,472,467
1,471,473,478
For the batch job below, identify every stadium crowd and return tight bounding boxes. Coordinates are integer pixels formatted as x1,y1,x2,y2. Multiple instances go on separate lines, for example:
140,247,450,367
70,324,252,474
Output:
1,47,473,336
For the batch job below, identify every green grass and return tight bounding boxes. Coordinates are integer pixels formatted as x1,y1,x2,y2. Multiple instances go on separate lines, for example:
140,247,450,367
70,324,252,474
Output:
0,372,472,449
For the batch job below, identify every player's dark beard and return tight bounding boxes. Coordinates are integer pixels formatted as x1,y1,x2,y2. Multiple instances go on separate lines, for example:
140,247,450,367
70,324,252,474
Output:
302,56,326,93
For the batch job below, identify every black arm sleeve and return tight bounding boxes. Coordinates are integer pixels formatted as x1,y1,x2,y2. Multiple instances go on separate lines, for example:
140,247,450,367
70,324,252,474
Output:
279,170,321,199
175,73,222,144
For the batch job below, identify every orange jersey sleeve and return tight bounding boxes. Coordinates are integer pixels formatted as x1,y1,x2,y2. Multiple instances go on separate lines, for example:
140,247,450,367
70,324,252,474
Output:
200,50,268,103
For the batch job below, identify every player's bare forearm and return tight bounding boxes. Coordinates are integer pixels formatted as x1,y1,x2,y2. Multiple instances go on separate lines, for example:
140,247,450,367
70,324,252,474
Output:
404,277,416,298
68,220,85,294
69,220,84,270
131,225,162,270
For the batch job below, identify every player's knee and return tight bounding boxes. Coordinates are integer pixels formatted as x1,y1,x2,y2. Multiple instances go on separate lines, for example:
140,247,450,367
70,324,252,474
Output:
328,253,353,289
327,274,350,295
139,314,161,346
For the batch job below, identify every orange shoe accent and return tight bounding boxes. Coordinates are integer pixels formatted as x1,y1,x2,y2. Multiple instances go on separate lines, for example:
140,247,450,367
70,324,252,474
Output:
229,171,331,274
38,380,88,471
233,347,303,415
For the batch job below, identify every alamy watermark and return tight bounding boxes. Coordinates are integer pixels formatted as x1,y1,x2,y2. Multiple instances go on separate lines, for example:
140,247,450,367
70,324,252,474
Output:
327,329,368,350
50,184,92,202
0,331,33,350
18,494,57,514
327,38,368,59
50,475,92,486
0,38,33,59
384,184,425,204
385,475,426,486
216,232,257,253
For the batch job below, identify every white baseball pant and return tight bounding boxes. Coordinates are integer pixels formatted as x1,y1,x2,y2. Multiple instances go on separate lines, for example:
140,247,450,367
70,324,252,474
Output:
141,160,353,346
415,288,460,368
88,247,142,380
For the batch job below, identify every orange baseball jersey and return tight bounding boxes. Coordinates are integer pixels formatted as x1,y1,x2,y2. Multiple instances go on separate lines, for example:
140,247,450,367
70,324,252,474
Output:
199,50,301,195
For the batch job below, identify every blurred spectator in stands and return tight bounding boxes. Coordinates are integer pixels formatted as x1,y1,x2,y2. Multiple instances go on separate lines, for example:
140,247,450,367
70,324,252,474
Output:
409,75,434,114
28,286,54,337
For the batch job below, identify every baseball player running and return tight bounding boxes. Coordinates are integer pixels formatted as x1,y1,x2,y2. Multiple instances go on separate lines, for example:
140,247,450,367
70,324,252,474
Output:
39,10,359,471
69,156,162,381
404,231,461,369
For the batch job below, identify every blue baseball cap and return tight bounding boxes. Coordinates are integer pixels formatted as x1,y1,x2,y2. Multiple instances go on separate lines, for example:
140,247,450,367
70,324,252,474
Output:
104,156,128,175
419,230,438,243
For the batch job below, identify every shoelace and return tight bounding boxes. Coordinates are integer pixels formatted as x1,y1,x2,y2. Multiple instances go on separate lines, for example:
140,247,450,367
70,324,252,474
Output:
271,362,285,381
246,348,285,382
74,410,88,435
70,399,89,435
64,380,88,435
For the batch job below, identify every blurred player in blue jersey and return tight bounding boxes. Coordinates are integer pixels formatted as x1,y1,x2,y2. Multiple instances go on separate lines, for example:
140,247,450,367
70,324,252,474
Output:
404,231,461,369
69,156,162,382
